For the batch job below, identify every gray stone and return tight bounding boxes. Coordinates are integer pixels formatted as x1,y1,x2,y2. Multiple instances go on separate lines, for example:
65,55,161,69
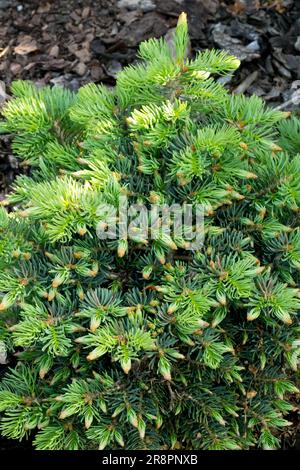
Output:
118,0,140,10
118,0,155,12
140,0,156,12
211,23,260,62
106,60,122,79
245,40,260,54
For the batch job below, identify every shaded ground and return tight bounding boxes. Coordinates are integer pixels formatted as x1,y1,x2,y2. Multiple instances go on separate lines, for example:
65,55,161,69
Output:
0,0,300,450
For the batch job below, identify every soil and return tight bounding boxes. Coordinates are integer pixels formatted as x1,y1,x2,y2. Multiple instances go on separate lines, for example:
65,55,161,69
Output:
0,0,300,450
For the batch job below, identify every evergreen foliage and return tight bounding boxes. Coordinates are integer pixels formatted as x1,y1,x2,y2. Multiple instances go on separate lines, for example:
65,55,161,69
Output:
0,13,299,450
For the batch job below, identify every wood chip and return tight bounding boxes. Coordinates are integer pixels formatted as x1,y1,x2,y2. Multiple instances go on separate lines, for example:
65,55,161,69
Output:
74,48,91,63
14,36,38,55
49,45,59,57
82,6,90,18
233,71,258,95
74,62,87,76
10,62,22,74
0,80,8,107
0,45,9,58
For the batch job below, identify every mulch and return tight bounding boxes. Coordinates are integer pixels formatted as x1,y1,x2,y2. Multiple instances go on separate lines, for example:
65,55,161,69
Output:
0,1,299,99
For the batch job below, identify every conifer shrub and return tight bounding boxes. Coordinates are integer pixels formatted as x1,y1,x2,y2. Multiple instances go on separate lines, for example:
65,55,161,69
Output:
0,14,299,450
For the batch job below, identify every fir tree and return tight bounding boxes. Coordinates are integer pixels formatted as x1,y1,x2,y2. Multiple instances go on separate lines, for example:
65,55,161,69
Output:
0,13,299,450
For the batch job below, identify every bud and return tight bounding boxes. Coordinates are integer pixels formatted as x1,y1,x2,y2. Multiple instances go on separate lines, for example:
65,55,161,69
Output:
47,290,55,301
229,57,241,70
149,191,161,204
191,70,210,80
117,238,128,258
156,415,163,430
121,358,132,374
12,249,21,258
59,410,70,420
142,265,153,280
77,287,85,300
39,367,48,380
23,252,31,261
158,357,172,381
232,192,245,200
85,413,93,430
156,251,166,265
239,142,248,150
87,348,103,361
90,315,101,332
177,11,187,26
52,276,63,289
88,262,99,277
216,292,227,306
271,143,283,153
0,295,12,311
138,419,146,440
167,303,178,314
198,319,209,328
245,172,258,179
128,409,138,428
19,210,29,218
255,266,265,274
77,226,87,236
247,309,260,321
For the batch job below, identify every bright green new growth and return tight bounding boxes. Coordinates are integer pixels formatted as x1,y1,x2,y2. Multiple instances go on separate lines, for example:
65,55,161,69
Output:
0,13,299,450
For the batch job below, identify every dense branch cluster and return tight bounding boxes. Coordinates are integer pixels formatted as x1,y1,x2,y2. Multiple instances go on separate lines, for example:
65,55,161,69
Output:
0,14,299,450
